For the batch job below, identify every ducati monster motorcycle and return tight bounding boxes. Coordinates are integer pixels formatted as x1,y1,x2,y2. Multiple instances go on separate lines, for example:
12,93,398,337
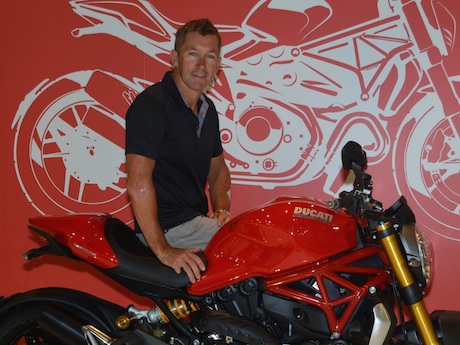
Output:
1,141,460,344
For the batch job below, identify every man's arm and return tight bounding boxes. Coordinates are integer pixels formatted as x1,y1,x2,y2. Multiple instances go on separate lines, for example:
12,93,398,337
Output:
126,153,206,283
207,153,231,225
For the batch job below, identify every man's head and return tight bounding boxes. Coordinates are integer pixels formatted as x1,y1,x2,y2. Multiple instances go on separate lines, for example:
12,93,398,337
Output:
174,18,221,55
171,18,222,95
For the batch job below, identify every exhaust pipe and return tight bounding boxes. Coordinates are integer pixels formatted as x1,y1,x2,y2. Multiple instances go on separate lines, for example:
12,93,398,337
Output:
82,324,116,344
38,304,172,345
37,304,88,345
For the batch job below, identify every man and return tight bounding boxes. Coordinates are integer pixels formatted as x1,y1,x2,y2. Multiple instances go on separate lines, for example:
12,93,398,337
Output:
125,19,231,283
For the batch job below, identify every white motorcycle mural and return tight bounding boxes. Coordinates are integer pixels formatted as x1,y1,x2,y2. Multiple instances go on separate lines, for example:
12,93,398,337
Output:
11,0,460,239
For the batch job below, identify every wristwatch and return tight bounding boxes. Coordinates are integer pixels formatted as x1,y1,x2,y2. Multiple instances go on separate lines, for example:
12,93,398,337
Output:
215,209,230,216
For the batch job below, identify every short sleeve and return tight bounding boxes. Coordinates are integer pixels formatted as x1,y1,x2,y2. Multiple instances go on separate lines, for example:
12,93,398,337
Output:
125,88,167,160
209,101,224,158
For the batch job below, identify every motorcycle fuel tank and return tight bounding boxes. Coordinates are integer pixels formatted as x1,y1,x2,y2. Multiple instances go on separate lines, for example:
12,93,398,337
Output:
189,196,358,295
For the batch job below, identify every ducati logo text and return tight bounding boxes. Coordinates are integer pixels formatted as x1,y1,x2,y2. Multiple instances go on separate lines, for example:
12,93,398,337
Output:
293,206,333,224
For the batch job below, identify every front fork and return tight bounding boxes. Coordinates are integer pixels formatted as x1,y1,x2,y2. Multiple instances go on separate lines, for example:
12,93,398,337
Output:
376,221,439,345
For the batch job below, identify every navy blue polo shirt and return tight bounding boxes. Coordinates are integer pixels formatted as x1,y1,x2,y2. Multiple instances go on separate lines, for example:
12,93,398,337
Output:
125,71,223,231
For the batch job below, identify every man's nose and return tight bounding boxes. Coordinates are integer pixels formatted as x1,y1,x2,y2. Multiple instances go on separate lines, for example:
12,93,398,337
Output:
196,55,206,67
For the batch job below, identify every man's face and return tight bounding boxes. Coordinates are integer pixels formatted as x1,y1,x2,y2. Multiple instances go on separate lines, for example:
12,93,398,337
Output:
171,31,221,94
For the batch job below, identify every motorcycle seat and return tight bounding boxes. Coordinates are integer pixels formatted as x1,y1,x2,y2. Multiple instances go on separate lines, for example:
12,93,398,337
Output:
103,216,192,289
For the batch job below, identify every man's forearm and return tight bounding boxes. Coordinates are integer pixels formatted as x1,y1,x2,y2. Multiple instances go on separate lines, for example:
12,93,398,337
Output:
210,170,231,212
129,185,169,255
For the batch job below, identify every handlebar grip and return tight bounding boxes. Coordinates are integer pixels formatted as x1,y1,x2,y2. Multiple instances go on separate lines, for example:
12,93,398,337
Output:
327,199,340,209
327,196,356,210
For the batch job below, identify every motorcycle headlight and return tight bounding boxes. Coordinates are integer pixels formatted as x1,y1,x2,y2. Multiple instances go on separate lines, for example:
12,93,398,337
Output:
399,224,433,289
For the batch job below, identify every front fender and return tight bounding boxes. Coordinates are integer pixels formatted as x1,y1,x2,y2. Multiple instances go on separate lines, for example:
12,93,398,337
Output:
0,287,125,334
431,310,460,345
393,310,460,345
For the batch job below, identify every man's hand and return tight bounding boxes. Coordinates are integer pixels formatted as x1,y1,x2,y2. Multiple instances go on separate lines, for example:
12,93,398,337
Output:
157,246,206,283
208,209,231,226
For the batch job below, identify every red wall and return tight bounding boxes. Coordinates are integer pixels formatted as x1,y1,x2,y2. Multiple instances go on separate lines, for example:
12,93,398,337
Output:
1,0,460,312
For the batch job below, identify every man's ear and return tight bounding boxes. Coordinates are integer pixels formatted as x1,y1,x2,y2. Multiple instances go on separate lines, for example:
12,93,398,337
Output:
170,50,179,67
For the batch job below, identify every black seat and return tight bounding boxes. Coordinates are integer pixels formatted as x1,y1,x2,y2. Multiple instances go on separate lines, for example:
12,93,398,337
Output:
103,216,191,289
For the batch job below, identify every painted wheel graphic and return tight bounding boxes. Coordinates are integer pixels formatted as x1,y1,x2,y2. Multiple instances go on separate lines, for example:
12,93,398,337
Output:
393,93,460,241
12,71,142,223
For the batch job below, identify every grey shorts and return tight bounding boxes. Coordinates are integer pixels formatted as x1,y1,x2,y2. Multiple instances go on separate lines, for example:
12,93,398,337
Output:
136,215,221,250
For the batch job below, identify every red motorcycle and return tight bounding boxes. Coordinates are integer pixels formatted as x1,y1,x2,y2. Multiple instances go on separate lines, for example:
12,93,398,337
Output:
0,141,459,344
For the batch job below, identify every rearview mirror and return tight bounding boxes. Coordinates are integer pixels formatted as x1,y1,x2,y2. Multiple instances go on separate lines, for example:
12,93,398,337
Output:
341,141,367,171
